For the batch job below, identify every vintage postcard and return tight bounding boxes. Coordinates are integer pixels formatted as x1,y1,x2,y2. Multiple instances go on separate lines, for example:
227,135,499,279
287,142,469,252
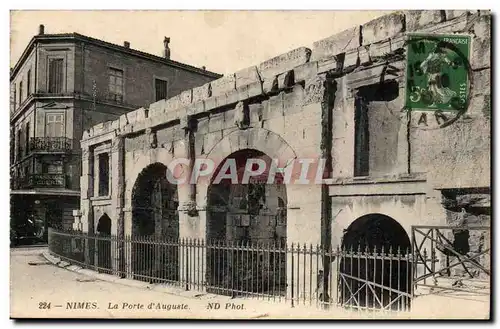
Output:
9,9,491,320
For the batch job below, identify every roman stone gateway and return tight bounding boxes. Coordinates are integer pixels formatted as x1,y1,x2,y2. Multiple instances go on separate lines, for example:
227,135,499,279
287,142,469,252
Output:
76,10,490,300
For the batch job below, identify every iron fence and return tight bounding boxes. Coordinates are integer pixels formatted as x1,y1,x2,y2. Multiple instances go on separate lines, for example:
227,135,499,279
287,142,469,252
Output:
48,228,413,312
412,225,491,296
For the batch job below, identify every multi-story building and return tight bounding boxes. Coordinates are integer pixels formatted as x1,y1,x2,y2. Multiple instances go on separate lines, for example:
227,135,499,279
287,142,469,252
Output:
10,24,221,244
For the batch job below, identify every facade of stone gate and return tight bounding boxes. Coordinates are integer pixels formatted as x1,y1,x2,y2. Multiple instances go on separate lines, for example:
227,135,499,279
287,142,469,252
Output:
76,10,491,283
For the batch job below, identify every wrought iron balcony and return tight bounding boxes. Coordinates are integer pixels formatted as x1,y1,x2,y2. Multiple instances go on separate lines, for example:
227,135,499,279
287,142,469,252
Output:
11,174,67,189
29,137,73,153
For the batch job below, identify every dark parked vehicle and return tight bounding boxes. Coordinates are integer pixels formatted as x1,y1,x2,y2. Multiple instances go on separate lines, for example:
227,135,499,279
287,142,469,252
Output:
10,216,45,247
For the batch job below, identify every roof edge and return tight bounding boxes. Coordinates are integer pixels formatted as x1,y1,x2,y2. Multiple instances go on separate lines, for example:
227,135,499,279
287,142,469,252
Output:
11,33,222,80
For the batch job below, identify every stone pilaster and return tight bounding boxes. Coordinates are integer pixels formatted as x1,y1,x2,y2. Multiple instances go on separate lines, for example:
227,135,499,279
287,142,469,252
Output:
80,146,94,202
123,207,133,278
111,136,125,276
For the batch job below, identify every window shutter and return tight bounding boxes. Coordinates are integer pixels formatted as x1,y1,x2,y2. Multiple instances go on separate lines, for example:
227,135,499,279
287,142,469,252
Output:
49,59,63,93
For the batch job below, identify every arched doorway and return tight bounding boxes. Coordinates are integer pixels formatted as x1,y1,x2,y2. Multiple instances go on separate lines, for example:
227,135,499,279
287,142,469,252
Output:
131,162,179,283
339,214,411,310
206,149,287,296
96,213,112,274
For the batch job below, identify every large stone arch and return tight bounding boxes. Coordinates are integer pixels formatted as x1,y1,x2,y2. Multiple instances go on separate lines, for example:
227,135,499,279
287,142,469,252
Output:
124,148,178,210
198,127,297,208
129,161,180,283
204,127,297,165
204,146,289,297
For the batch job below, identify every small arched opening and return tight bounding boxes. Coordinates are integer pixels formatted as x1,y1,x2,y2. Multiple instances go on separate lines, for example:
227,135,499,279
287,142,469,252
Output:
96,213,112,273
339,213,412,310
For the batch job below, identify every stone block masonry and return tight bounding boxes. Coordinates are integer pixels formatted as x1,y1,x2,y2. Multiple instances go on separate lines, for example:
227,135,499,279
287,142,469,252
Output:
78,10,490,298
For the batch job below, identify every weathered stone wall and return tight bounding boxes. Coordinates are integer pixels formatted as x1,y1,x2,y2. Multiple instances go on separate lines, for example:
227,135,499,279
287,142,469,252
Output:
78,10,491,280
322,11,490,252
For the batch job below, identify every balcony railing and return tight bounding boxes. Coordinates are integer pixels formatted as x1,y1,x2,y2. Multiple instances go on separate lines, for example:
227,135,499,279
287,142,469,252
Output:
11,174,67,189
29,137,73,153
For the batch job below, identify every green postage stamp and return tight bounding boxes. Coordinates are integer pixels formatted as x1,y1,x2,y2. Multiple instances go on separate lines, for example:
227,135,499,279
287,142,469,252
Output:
405,33,471,111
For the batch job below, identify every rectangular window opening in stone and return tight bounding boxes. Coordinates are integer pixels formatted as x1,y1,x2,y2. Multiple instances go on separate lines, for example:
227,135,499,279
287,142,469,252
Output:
48,58,64,93
354,81,400,177
108,67,124,103
155,78,168,101
98,153,110,197
354,93,370,177
45,113,64,137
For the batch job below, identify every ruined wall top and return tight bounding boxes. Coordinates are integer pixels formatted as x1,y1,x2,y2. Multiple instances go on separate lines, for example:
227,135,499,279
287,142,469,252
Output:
82,10,490,144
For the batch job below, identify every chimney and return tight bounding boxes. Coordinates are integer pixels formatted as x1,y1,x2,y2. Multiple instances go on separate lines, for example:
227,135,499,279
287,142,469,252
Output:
38,24,45,35
201,66,206,70
124,41,130,48
163,37,171,59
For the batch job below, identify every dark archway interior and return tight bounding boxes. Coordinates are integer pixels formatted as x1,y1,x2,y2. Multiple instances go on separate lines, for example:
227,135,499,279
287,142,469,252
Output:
206,149,287,296
342,213,410,253
340,214,412,310
97,213,111,235
96,213,112,273
130,162,179,283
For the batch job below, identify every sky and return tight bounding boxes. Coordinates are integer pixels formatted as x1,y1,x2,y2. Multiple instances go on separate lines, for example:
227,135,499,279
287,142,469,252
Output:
10,10,389,75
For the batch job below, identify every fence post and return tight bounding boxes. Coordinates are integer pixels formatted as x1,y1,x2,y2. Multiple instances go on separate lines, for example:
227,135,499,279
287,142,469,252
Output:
411,227,416,298
291,243,294,308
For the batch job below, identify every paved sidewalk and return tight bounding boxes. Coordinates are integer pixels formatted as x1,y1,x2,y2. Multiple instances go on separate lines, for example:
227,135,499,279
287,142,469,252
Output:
9,248,490,319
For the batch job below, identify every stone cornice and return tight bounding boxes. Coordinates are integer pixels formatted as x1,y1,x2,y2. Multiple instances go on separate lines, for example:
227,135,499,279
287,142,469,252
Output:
81,10,489,145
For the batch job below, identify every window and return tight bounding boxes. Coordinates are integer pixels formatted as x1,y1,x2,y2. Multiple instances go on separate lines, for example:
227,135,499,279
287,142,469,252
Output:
48,59,64,93
16,130,21,160
98,153,110,196
13,86,16,110
353,82,400,178
18,81,23,106
27,69,31,96
42,161,63,174
353,94,369,177
108,68,124,102
46,113,64,137
10,128,14,165
155,78,168,101
25,122,30,154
